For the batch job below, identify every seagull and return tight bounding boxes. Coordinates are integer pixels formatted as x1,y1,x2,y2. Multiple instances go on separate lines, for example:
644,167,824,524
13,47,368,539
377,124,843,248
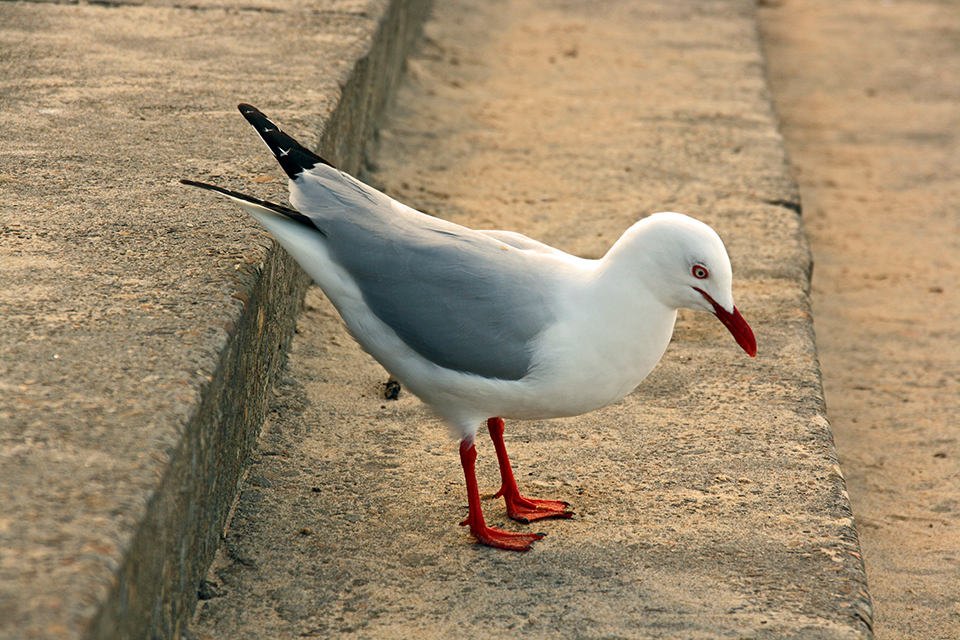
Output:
182,104,757,551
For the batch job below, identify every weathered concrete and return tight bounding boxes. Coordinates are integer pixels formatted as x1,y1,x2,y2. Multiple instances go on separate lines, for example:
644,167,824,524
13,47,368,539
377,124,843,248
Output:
0,1,429,638
188,0,873,638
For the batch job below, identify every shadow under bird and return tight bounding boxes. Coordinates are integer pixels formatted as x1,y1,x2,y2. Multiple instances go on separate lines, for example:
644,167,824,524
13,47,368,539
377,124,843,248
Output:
182,104,757,551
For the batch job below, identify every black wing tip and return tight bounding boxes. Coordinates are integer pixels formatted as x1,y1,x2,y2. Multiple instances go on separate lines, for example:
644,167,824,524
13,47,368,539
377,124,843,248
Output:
179,178,323,234
179,179,247,200
235,103,334,179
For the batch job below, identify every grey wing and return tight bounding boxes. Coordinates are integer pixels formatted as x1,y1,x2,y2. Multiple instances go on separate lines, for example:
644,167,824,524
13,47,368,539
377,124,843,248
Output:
291,165,556,381
479,230,572,257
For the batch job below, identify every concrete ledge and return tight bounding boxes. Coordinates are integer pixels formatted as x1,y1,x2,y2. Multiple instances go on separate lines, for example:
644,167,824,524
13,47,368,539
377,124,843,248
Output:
188,0,874,638
0,1,429,638
2,0,876,638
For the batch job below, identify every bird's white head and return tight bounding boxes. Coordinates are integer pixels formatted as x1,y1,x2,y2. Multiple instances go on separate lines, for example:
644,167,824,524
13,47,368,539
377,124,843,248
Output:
610,212,757,357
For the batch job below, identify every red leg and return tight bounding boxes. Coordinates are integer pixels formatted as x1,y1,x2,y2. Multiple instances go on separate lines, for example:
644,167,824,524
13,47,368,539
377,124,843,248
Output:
458,440,545,551
488,417,574,523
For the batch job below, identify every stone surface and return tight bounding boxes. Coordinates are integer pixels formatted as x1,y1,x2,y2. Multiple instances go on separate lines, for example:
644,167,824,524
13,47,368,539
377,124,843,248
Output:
0,0,429,638
760,1,960,638
189,0,872,638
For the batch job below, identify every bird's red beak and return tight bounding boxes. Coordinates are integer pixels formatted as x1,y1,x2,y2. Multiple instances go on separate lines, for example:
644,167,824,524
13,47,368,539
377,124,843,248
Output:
694,288,757,357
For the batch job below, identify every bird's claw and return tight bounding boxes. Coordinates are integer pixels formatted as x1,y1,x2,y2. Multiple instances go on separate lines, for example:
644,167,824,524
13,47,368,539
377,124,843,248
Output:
460,518,546,551
495,487,574,523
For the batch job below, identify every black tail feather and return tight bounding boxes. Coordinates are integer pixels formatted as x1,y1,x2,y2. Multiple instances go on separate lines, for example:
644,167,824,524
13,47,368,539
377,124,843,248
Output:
237,103,333,179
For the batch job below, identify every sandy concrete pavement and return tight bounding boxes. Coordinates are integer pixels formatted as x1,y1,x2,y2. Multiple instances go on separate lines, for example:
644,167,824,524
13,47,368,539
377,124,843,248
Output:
0,1,428,637
759,1,960,638
190,1,872,637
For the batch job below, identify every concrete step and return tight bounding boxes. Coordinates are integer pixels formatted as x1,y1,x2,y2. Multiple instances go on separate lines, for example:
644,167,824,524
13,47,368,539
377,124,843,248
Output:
0,1,429,638
190,0,873,638
1,0,873,638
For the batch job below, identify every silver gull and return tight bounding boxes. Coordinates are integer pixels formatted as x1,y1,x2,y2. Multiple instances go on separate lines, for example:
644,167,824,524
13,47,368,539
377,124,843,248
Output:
182,104,757,551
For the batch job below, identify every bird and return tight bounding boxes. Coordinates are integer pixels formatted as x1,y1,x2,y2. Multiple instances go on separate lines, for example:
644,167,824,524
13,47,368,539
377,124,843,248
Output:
182,103,757,551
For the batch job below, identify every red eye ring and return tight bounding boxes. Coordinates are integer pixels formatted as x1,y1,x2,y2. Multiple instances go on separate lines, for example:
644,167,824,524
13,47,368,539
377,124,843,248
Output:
692,265,709,279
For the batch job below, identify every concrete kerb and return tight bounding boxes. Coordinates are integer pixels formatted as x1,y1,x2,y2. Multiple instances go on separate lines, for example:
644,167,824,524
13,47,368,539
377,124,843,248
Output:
190,0,874,637
0,0,875,637
0,0,430,638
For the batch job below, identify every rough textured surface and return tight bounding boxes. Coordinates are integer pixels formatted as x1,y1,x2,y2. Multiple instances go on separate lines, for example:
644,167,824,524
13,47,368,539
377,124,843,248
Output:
190,0,872,638
760,1,960,638
0,0,429,638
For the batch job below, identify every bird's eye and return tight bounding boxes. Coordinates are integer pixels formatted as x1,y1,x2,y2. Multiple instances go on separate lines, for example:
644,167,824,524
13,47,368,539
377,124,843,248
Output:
692,265,709,279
